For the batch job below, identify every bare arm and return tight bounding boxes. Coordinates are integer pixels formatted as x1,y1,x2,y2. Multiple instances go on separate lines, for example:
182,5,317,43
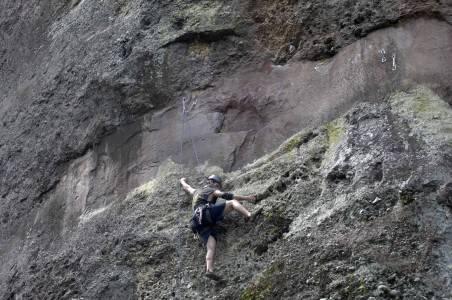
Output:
180,178,196,195
234,194,256,202
213,190,256,202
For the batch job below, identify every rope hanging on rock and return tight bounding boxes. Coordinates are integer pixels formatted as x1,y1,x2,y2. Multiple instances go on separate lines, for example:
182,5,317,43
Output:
182,96,200,166
174,95,201,299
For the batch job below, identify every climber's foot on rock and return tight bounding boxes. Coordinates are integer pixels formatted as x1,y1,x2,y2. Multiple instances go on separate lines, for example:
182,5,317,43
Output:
255,191,269,203
205,270,221,281
245,207,262,223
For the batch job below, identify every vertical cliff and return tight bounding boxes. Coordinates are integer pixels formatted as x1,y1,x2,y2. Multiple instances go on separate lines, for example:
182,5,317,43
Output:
0,1,451,299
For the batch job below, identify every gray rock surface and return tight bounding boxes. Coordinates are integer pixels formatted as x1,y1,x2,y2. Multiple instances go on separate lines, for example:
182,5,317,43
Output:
3,86,452,299
0,0,452,299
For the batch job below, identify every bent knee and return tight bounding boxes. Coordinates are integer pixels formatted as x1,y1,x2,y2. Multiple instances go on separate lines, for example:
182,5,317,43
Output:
227,199,239,206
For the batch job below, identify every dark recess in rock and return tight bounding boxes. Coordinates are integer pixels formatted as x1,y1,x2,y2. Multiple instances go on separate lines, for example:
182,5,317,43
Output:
162,28,238,48
0,0,451,299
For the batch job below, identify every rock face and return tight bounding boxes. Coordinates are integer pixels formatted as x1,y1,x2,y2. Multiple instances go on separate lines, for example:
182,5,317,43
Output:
4,86,452,299
0,0,451,299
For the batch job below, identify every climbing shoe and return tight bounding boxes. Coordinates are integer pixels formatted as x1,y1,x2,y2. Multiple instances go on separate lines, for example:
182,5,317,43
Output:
245,207,263,223
255,191,269,203
205,271,221,281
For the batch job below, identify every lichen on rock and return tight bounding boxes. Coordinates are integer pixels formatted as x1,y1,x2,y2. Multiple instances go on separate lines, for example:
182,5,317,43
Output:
1,0,452,298
390,86,452,148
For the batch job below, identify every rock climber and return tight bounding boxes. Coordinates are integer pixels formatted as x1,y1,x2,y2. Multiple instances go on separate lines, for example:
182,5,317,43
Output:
179,175,258,281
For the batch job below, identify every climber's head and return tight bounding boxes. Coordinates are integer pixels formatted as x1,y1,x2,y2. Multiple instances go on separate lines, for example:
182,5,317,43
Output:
207,174,222,188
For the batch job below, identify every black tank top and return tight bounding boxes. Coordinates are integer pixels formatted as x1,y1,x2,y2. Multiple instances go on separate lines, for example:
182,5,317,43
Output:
192,186,218,210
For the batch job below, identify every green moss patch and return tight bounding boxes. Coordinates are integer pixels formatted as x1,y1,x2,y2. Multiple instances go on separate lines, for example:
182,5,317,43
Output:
325,118,345,149
281,132,305,153
338,275,370,299
271,130,317,159
240,261,285,300
390,86,452,147
413,93,430,113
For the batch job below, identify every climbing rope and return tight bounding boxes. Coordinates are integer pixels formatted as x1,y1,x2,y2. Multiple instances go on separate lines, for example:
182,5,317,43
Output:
184,96,201,167
174,97,186,300
174,95,201,299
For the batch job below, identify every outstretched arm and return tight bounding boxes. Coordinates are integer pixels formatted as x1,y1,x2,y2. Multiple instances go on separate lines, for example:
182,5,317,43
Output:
234,194,256,202
213,190,256,202
180,178,196,195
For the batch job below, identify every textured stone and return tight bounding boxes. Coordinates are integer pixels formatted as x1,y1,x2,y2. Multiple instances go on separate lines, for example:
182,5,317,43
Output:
1,0,452,299
1,87,451,299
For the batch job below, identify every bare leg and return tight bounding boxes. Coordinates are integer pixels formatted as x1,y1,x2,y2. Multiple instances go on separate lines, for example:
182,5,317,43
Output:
206,235,216,272
225,200,251,218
